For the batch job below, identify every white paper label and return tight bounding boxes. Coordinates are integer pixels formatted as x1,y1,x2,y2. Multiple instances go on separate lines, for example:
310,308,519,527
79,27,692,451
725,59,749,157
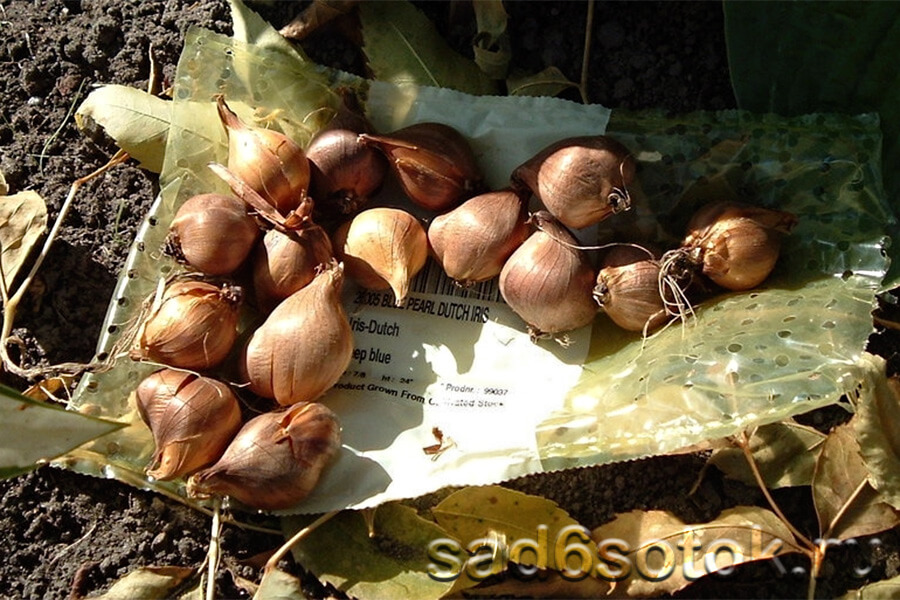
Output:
296,259,590,513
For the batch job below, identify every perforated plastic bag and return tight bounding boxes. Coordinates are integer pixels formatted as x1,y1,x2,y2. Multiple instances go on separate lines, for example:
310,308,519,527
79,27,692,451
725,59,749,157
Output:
64,26,891,513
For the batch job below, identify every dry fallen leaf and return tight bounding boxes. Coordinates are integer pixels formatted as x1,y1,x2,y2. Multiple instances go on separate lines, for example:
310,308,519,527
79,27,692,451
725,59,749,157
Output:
507,66,579,98
813,420,900,541
0,189,47,291
462,570,612,598
431,485,590,575
279,0,359,42
75,84,170,173
285,503,457,600
91,565,195,600
590,506,804,598
253,568,306,600
709,420,826,489
853,354,900,510
472,0,511,79
358,0,497,95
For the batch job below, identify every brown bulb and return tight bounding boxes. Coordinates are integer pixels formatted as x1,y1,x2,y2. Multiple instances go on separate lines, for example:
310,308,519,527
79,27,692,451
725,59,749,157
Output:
166,193,261,276
428,189,530,285
333,207,428,306
594,245,668,332
252,224,334,311
132,279,241,370
135,369,242,481
359,122,483,212
242,262,353,406
307,89,387,216
188,402,341,511
499,211,598,340
216,95,310,216
511,135,636,230
681,202,797,290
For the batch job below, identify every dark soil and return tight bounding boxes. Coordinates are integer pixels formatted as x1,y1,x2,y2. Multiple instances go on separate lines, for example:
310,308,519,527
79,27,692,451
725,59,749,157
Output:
0,1,895,598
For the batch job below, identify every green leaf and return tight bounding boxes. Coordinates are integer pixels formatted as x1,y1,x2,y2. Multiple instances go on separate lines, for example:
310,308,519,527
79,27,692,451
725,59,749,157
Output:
724,1,900,289
814,421,899,540
431,485,587,573
75,85,170,173
591,507,803,598
854,354,900,510
507,67,579,98
359,0,498,95
0,189,47,290
92,566,195,600
708,421,826,489
285,504,456,600
0,384,124,479
254,568,307,600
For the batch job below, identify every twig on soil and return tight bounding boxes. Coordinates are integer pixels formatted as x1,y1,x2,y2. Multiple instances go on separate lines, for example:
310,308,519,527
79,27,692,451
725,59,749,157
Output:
736,430,821,600
47,522,97,568
204,498,223,600
0,150,129,381
736,430,816,551
264,510,339,574
72,457,283,536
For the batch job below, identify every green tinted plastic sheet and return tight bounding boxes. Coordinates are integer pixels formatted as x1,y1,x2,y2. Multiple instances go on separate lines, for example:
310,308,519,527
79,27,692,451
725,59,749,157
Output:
65,26,890,513
538,109,890,467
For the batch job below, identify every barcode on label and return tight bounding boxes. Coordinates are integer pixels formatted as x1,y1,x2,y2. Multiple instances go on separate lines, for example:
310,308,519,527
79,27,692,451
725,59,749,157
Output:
409,259,504,303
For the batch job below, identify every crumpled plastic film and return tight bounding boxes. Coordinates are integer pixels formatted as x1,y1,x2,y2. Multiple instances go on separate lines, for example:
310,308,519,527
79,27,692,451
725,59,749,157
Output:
537,110,891,468
64,25,892,513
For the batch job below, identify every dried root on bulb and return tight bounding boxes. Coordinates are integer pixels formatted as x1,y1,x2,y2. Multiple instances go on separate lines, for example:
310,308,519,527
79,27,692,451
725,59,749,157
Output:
594,245,669,333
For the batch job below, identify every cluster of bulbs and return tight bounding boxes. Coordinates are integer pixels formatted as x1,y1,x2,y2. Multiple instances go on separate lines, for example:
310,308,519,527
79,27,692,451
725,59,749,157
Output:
126,89,795,511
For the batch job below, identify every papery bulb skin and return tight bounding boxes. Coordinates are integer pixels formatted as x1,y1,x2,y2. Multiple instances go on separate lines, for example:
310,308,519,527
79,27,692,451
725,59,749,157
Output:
683,202,797,291
594,245,668,333
252,224,334,311
307,89,387,216
188,402,341,511
216,96,310,216
333,207,428,306
499,211,598,340
428,189,530,285
135,369,243,481
133,280,242,370
359,122,483,212
511,135,636,230
242,262,353,405
167,193,261,276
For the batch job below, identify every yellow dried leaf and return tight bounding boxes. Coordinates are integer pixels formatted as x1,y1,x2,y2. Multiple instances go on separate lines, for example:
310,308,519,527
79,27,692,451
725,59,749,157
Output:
814,420,900,541
0,190,47,290
591,507,803,598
